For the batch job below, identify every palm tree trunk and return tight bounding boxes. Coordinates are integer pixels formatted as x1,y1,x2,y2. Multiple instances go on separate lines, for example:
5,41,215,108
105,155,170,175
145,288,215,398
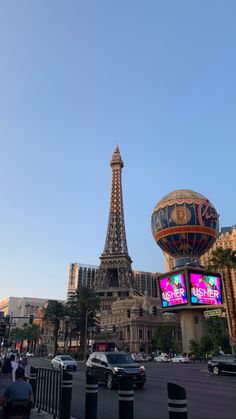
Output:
225,267,236,353
53,322,59,357
222,272,233,350
80,313,86,355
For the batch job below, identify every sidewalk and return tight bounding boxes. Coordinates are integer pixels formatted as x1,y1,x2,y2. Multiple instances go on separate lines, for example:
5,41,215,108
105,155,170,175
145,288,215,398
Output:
31,409,52,418
30,408,75,418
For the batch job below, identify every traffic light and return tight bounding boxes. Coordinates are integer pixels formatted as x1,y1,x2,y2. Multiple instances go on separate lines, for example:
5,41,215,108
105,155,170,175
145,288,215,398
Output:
0,323,6,336
29,315,34,324
139,308,143,317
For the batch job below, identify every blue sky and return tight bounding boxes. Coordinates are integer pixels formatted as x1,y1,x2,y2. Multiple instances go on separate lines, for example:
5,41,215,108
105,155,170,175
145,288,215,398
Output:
1,1,236,301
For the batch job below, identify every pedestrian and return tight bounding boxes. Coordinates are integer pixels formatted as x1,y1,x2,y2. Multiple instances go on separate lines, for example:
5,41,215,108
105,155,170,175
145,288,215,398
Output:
0,367,33,417
10,355,18,382
20,354,28,369
0,358,13,397
15,353,21,366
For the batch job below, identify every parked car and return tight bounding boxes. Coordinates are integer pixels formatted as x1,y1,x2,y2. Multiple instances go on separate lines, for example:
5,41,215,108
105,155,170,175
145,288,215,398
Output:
131,353,149,362
8,349,19,356
86,351,146,389
47,352,54,359
208,355,236,376
170,355,189,363
131,352,142,362
51,355,77,371
141,354,152,362
154,354,169,362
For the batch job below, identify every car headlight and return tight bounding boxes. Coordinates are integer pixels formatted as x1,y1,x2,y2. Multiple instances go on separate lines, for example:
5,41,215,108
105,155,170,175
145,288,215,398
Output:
113,367,124,373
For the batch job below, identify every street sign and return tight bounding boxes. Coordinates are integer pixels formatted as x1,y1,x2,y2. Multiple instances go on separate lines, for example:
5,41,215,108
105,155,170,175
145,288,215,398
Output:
204,308,222,318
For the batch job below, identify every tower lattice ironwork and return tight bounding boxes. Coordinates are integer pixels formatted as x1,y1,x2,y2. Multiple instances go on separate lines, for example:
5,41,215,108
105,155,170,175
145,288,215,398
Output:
94,146,133,290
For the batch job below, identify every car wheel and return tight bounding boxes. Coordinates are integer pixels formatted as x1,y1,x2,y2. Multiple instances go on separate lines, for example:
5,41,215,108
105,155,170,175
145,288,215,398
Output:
136,383,144,389
213,366,220,376
106,372,114,389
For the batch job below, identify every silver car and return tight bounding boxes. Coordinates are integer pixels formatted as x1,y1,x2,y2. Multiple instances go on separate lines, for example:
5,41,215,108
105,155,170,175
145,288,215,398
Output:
170,355,190,363
51,355,77,371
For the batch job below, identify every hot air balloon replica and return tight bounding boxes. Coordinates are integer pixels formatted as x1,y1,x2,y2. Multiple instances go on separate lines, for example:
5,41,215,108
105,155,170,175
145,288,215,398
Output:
151,189,223,353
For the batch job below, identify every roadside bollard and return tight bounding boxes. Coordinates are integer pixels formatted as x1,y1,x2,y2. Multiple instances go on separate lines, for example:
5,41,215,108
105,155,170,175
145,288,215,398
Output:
119,376,134,419
167,382,188,419
85,372,98,419
60,370,73,419
29,366,38,407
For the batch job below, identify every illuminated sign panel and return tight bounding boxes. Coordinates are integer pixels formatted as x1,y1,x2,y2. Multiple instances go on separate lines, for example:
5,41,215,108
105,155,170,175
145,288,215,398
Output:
190,273,222,305
159,273,188,308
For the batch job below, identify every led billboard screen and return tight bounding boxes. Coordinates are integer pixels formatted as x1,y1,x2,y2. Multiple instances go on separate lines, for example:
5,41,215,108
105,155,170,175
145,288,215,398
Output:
190,273,222,305
159,273,188,308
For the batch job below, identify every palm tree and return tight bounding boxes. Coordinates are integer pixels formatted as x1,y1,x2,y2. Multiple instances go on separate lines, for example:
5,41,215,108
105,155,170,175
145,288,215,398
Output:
26,324,40,353
44,300,65,356
10,326,27,351
209,247,236,353
9,323,39,352
66,287,100,356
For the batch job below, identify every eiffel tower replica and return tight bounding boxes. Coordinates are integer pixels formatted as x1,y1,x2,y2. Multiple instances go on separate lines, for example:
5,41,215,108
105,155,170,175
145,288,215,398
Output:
94,146,134,310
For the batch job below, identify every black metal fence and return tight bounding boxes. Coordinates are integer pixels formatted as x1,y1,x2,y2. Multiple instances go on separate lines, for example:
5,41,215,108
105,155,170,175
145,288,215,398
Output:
29,366,72,419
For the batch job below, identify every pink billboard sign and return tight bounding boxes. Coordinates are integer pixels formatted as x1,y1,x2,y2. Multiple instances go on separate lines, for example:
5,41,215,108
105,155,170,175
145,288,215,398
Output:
190,273,222,305
159,273,188,307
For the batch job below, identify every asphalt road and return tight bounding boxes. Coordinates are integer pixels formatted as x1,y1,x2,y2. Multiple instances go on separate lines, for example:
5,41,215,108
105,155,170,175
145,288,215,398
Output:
27,357,236,419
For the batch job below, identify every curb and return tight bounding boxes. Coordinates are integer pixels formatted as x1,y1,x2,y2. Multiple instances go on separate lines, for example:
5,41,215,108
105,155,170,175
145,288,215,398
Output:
31,410,76,419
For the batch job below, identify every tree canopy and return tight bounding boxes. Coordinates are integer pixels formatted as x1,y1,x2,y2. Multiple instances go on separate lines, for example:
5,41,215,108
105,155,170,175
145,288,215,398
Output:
66,287,100,354
152,324,175,354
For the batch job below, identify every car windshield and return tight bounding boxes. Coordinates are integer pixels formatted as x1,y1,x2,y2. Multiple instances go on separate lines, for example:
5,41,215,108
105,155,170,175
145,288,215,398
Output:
106,353,134,364
60,356,73,361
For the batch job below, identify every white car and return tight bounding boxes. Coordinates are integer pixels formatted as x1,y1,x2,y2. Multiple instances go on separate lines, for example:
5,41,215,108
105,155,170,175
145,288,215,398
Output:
51,355,77,371
170,355,189,363
154,354,169,362
26,351,34,357
142,354,152,362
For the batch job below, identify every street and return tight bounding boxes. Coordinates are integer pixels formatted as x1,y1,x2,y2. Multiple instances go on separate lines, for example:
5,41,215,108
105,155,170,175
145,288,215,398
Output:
27,357,236,419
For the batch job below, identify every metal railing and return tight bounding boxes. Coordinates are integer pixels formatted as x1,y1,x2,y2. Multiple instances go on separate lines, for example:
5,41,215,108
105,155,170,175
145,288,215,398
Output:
29,367,72,419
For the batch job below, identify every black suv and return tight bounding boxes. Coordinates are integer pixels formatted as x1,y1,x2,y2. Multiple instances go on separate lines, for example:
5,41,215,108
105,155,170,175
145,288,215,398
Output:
86,351,146,389
208,355,236,376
